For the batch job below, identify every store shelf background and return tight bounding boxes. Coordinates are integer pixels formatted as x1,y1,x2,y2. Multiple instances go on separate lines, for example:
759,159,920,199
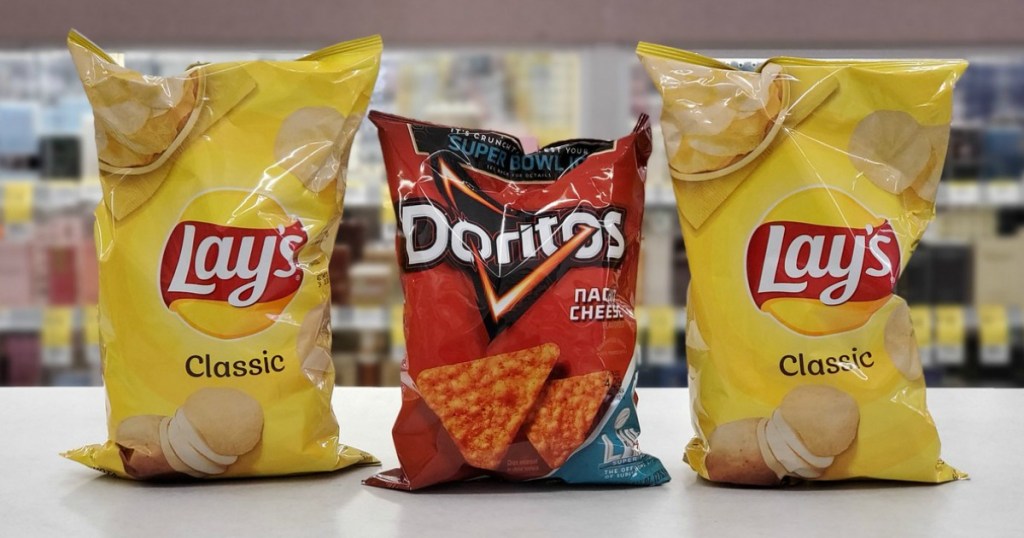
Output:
1,46,1022,388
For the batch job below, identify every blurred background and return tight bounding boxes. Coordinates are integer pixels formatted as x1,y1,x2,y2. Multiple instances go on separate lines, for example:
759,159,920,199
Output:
1,1,1023,388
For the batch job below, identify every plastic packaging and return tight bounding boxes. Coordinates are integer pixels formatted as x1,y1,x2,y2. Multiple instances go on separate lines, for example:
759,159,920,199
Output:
365,112,669,490
62,30,382,479
638,42,967,484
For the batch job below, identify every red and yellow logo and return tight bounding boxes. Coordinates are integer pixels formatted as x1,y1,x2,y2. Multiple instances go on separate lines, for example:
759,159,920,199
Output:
745,188,900,336
159,190,308,339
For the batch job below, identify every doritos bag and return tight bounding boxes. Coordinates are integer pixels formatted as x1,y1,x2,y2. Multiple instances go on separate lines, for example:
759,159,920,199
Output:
365,112,669,490
638,42,967,484
62,31,382,479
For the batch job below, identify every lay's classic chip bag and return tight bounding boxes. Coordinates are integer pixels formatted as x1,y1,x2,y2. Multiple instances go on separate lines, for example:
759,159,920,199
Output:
638,42,967,485
62,31,382,479
364,112,669,490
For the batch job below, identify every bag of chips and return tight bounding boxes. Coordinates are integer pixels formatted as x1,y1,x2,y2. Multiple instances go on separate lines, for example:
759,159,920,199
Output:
365,112,669,490
638,42,967,484
62,30,382,479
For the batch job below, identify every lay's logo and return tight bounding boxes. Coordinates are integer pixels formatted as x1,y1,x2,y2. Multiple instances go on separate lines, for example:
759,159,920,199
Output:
162,221,306,307
745,189,901,336
748,220,899,306
159,190,308,339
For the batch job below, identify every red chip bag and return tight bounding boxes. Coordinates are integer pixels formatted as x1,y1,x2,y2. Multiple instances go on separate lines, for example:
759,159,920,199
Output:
365,112,669,490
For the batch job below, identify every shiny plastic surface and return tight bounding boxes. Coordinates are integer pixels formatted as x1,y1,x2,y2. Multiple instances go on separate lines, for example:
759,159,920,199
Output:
366,112,669,490
638,41,967,484
62,31,382,479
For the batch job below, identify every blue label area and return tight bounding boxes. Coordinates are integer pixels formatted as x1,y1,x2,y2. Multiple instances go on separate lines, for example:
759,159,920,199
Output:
548,372,670,486
407,123,612,182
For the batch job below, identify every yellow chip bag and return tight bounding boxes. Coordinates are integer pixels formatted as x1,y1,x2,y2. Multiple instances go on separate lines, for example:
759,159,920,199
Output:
638,42,967,485
62,30,383,479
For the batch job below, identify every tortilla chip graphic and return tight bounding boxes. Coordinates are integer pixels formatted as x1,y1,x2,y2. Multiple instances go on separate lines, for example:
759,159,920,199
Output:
416,343,559,470
525,371,612,468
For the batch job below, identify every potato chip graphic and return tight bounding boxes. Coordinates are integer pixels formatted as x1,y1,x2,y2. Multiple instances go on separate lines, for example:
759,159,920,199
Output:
70,42,205,174
524,371,612,468
297,301,331,362
95,75,199,169
99,99,150,137
119,78,198,157
91,69,255,220
662,71,837,229
884,298,924,381
849,110,935,195
657,62,786,179
274,107,352,193
910,125,952,202
672,138,738,174
686,131,763,158
724,108,774,139
415,343,559,470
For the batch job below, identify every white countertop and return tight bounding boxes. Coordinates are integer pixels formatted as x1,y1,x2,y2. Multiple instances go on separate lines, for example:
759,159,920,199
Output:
0,387,1018,537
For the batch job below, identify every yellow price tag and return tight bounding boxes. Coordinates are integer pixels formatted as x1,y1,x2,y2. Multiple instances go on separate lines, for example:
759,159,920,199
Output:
390,304,405,347
647,306,676,349
83,305,100,346
3,182,34,224
381,194,396,226
934,305,965,347
908,306,933,348
978,304,1009,347
635,305,647,327
42,307,74,349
